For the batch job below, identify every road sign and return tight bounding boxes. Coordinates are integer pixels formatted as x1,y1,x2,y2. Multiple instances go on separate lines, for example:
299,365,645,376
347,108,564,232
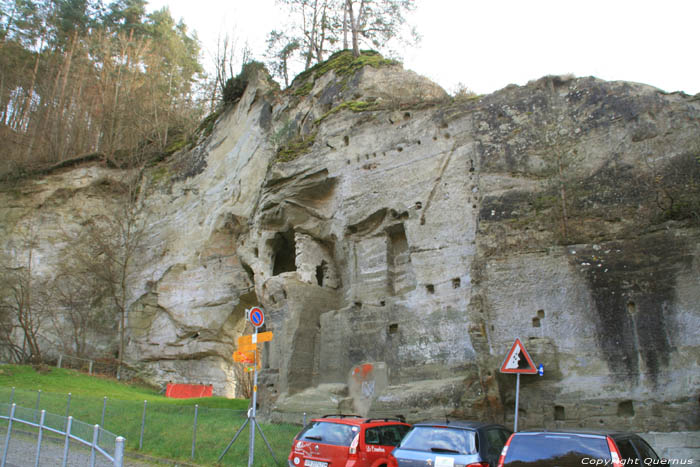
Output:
248,307,264,328
238,331,273,346
500,338,537,374
233,351,256,364
238,343,258,352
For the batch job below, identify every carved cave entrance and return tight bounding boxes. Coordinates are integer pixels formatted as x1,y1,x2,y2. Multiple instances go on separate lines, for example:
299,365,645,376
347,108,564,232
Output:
271,229,297,276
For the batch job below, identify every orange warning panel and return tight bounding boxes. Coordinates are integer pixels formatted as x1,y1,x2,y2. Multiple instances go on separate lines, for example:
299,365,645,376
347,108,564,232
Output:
165,383,213,399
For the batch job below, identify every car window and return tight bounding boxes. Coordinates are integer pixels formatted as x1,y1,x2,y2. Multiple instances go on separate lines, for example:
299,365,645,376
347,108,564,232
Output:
297,421,358,446
485,428,509,456
399,426,477,455
365,424,410,446
631,437,659,461
616,438,639,464
485,428,509,449
503,433,611,467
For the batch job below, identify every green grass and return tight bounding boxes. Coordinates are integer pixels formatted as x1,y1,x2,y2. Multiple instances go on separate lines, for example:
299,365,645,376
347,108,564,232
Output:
0,365,300,466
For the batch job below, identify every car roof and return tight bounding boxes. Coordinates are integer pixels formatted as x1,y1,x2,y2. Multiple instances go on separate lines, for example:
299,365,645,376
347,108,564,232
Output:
514,429,643,438
311,414,408,426
413,420,503,430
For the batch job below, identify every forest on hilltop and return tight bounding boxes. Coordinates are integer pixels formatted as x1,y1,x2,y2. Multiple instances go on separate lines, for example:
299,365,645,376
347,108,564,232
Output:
0,0,206,179
0,0,418,180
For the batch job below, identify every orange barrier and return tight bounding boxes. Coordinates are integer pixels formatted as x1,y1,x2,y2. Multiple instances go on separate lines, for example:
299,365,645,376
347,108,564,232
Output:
165,383,213,398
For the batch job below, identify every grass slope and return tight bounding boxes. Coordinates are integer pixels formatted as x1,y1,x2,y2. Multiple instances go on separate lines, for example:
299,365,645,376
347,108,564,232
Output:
0,365,299,466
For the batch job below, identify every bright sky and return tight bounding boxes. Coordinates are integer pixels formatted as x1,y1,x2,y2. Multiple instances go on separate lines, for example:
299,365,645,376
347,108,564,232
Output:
148,0,700,96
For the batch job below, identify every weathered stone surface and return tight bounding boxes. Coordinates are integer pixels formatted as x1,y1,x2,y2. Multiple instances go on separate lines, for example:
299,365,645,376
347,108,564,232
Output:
1,54,698,432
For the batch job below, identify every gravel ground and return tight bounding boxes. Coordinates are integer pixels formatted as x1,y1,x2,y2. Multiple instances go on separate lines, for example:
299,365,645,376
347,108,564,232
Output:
0,428,165,467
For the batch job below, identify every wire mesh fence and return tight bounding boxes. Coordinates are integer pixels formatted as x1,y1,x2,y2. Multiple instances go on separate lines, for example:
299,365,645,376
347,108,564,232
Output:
0,385,414,466
0,402,124,466
0,386,302,466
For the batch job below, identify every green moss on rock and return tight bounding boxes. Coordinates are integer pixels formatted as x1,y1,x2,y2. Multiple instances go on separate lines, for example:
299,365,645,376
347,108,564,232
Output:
291,50,398,98
316,100,379,124
276,132,317,163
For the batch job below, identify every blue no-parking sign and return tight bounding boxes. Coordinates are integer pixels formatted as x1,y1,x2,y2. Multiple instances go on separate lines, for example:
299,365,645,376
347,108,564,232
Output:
249,307,264,328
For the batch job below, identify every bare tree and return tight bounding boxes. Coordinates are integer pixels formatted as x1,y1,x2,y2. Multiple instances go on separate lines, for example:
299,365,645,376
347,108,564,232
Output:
0,223,46,363
210,31,252,107
64,172,148,378
344,0,417,57
233,362,254,399
48,270,112,359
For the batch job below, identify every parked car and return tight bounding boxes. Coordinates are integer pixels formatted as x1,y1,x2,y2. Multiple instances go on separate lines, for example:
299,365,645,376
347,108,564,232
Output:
288,414,411,467
390,420,512,467
496,429,669,467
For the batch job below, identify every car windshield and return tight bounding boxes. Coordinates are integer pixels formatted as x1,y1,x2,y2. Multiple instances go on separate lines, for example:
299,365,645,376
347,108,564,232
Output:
297,421,358,447
503,433,611,467
399,426,477,455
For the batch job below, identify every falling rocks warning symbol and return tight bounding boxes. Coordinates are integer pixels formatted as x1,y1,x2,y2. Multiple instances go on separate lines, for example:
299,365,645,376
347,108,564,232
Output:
500,338,537,374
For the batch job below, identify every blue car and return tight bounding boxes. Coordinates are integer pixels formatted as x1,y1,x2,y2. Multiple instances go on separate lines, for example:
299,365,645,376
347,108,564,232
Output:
390,420,511,467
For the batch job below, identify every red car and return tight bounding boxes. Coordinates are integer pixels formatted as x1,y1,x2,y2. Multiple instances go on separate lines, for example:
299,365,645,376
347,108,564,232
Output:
288,414,411,467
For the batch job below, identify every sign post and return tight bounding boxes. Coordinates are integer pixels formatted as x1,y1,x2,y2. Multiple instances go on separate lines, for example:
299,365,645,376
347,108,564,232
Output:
219,306,277,466
499,338,538,432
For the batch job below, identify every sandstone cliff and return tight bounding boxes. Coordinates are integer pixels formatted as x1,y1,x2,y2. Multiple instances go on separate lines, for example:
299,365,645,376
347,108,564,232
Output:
1,51,698,431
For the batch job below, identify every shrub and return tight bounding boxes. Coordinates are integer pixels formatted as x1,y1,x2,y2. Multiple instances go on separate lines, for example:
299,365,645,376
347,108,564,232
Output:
222,61,267,104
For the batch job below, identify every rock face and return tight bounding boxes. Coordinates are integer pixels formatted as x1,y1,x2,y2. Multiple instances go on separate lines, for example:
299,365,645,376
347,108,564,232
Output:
1,51,698,432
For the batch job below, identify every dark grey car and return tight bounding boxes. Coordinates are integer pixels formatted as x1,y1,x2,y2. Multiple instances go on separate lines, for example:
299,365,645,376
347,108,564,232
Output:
391,420,511,467
496,430,668,466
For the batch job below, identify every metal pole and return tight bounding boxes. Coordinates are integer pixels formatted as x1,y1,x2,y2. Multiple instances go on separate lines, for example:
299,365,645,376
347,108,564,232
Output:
191,404,198,460
62,416,72,467
139,400,147,450
9,387,14,406
2,403,16,467
90,424,99,467
35,389,41,423
101,397,107,426
58,355,62,368
248,327,259,467
114,436,125,467
34,410,46,467
255,419,280,465
514,374,520,432
303,412,306,426
65,392,72,418
89,360,93,375
218,417,250,461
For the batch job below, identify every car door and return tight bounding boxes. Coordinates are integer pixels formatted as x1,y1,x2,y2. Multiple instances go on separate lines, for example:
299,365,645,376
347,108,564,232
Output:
363,424,410,465
483,427,511,466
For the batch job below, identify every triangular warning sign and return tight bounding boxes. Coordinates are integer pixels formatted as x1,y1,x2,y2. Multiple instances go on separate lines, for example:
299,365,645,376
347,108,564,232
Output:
500,338,537,374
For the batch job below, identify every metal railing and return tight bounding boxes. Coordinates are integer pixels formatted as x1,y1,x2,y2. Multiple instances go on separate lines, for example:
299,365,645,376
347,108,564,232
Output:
56,355,117,377
0,402,124,467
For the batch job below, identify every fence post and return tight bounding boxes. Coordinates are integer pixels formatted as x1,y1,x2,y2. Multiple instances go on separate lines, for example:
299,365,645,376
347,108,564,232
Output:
89,360,93,375
58,355,62,368
65,392,72,418
101,396,107,426
34,410,46,467
34,389,41,423
114,436,125,467
2,403,16,467
303,412,306,426
9,387,14,406
139,400,147,450
90,424,99,467
191,404,199,460
62,416,72,467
